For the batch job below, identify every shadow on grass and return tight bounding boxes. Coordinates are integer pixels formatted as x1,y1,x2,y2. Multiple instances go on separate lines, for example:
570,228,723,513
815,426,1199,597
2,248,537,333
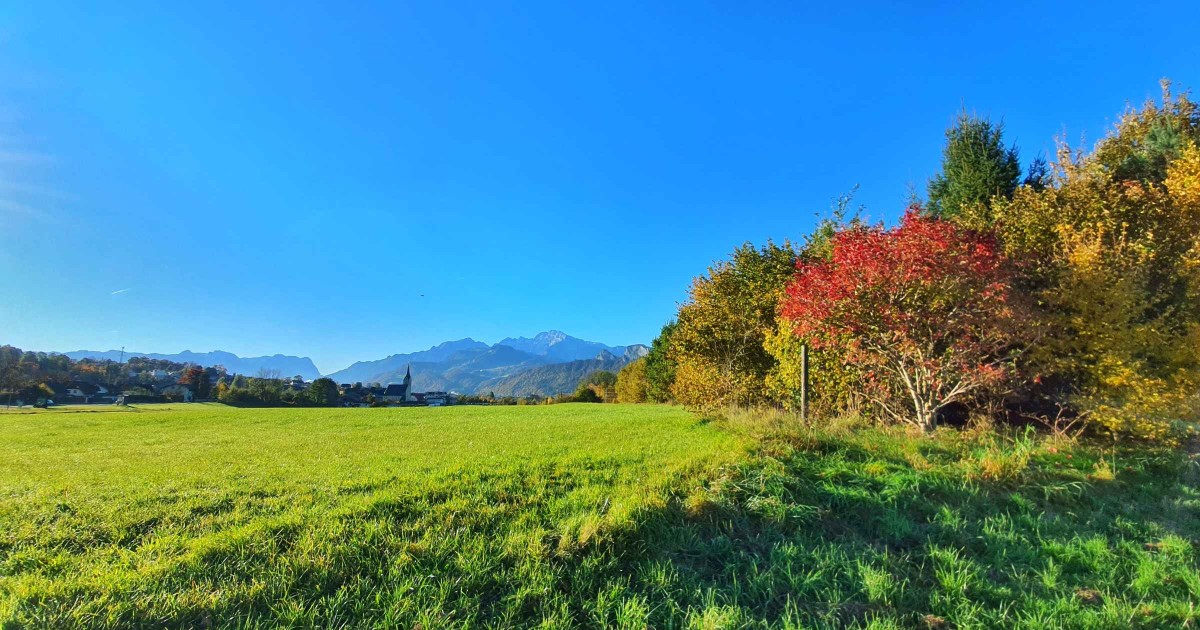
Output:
586,433,1200,628
5,431,1196,629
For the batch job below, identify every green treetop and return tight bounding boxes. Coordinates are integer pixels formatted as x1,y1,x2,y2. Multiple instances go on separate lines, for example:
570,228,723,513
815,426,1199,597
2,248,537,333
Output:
927,111,1021,226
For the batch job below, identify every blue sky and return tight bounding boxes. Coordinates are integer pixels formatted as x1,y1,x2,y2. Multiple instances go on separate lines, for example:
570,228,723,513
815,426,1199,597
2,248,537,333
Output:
0,2,1195,374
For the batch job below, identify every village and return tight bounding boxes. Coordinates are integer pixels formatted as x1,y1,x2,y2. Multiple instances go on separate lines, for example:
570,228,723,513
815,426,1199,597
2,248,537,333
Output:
1,352,458,408
330,367,459,407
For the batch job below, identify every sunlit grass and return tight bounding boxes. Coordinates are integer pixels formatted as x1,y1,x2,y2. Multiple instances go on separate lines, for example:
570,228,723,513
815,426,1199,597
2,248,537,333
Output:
0,403,741,628
2,403,1197,628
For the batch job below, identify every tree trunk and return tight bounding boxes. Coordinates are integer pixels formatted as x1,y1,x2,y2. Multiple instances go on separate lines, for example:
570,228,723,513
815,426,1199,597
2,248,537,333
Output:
914,401,937,433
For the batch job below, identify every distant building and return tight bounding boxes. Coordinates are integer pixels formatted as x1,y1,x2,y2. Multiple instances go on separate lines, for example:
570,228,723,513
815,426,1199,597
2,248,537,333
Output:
380,365,414,403
159,383,194,402
53,382,116,404
62,384,95,399
423,391,456,407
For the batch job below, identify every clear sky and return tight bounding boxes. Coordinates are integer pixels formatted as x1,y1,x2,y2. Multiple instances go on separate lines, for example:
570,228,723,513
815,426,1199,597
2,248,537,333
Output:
0,2,1196,374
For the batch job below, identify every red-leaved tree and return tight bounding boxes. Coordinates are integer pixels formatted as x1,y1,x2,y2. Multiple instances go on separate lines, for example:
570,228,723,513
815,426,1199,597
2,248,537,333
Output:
780,209,1027,431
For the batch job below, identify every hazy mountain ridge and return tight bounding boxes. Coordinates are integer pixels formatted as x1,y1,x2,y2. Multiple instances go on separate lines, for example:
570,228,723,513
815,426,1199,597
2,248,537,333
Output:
479,353,632,397
379,346,552,393
63,349,321,380
324,338,489,384
324,332,646,395
61,333,645,394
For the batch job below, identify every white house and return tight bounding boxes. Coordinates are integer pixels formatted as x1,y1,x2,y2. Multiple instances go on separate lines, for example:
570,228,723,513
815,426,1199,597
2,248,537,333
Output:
159,384,194,402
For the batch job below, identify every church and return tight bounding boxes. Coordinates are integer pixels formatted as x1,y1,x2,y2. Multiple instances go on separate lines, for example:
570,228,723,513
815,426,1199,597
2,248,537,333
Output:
381,365,414,403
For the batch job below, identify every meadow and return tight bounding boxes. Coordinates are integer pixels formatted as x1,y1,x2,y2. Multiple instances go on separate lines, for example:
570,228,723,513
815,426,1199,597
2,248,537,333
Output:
0,403,741,628
1,404,1198,628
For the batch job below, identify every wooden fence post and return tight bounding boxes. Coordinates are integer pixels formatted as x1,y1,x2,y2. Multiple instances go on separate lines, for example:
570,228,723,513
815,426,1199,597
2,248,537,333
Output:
800,344,809,422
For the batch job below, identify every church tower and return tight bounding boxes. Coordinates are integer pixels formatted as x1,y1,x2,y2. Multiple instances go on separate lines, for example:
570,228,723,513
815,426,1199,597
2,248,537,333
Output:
403,364,413,402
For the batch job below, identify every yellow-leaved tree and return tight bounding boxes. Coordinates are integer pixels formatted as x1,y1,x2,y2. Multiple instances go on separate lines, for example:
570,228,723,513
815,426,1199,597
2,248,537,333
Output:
615,357,649,403
992,82,1200,443
669,240,799,410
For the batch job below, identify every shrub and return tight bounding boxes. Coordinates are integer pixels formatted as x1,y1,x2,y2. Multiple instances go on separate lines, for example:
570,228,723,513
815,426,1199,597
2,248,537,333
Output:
576,370,617,403
780,210,1028,431
763,321,863,416
615,358,649,403
573,388,602,403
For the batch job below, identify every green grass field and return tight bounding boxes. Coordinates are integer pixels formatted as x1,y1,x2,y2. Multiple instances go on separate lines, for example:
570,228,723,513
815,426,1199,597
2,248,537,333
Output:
0,403,740,628
1,404,1198,628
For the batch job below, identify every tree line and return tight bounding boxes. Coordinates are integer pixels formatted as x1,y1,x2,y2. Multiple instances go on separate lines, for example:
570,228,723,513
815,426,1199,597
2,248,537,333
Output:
215,373,340,407
0,348,343,408
616,81,1200,446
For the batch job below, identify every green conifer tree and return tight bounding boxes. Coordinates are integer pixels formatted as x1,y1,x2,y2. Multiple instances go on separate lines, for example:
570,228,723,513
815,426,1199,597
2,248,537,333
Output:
927,111,1021,225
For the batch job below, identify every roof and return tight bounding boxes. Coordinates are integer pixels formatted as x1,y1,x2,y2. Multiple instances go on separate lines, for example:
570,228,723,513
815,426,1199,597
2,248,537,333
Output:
383,383,408,397
58,382,101,395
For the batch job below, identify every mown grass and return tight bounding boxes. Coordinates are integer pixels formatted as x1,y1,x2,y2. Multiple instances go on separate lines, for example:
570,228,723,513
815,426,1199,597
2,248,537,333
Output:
0,403,741,628
1,404,1198,628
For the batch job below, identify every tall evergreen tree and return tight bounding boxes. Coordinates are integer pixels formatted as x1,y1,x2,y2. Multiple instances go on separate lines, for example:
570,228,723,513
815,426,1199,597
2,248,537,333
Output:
1023,156,1050,191
643,321,677,403
927,111,1021,225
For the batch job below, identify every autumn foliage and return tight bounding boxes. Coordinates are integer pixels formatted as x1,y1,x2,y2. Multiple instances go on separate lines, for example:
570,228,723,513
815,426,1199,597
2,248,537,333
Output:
780,210,1026,431
989,86,1200,443
648,82,1199,445
668,241,799,410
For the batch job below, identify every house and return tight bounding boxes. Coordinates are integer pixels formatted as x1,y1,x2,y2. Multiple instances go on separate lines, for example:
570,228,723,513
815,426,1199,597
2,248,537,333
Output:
423,391,456,407
380,366,414,403
360,385,386,399
55,382,97,403
159,383,194,402
64,385,92,398
45,382,116,404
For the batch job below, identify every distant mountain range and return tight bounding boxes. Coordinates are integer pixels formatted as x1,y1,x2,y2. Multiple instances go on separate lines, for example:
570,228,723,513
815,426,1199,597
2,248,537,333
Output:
60,331,648,397
325,331,648,396
326,338,492,385
494,331,628,363
63,350,322,380
480,351,634,397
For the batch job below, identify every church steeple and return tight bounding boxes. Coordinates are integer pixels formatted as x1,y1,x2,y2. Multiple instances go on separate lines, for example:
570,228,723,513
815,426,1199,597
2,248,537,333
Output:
403,364,412,402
